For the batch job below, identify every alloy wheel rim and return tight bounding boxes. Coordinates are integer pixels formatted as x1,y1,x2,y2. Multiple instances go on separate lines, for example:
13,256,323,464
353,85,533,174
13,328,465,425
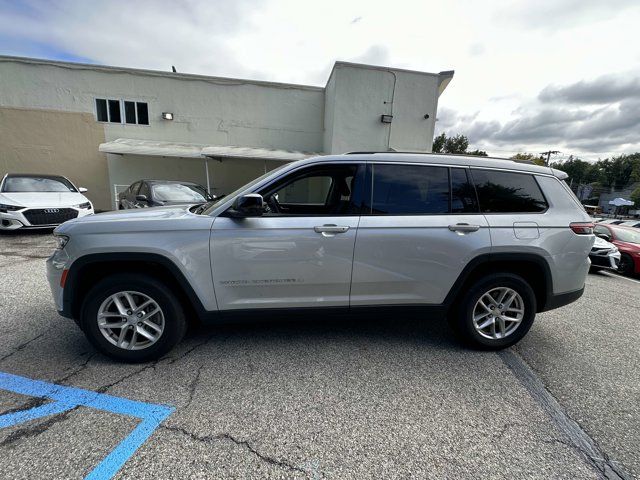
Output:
97,291,165,350
472,287,524,340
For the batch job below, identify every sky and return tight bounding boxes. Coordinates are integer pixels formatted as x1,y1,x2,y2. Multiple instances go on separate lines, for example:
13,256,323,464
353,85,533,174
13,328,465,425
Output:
0,0,638,161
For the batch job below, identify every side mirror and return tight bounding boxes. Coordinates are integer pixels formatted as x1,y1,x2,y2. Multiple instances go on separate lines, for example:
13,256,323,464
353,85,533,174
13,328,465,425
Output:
596,233,611,242
136,194,148,202
229,194,264,218
78,187,88,193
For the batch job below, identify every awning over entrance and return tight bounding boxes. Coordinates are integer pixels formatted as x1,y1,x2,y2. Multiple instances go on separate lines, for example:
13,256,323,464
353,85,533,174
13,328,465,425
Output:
99,138,320,162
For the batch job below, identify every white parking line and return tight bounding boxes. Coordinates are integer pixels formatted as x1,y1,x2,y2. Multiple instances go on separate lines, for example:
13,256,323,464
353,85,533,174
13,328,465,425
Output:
601,271,640,285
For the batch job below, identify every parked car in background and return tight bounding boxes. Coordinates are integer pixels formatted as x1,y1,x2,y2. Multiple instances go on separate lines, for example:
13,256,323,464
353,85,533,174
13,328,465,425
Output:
0,173,93,231
620,220,640,228
588,235,620,272
47,153,594,361
118,180,214,209
593,224,640,276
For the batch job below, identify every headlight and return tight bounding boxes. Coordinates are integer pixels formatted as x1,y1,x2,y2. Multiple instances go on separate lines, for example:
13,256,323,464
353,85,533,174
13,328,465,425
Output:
54,234,69,250
75,202,92,209
0,203,24,213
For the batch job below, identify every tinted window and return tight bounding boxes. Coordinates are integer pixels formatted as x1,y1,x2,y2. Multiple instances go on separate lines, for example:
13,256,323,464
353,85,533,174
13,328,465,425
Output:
260,164,363,215
108,99,121,123
2,176,76,192
124,101,137,124
370,164,449,214
471,169,547,213
451,168,479,213
137,102,149,125
593,225,610,236
96,99,108,122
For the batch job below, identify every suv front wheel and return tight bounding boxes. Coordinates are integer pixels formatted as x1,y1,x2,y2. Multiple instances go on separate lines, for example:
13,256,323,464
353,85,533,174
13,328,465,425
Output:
80,274,187,362
451,273,536,349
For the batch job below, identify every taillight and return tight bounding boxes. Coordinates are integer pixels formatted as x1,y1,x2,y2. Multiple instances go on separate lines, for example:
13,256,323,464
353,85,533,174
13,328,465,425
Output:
60,269,69,288
569,222,594,235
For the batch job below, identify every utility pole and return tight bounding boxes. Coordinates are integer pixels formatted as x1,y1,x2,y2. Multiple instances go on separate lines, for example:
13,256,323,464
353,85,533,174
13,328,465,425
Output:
540,150,560,166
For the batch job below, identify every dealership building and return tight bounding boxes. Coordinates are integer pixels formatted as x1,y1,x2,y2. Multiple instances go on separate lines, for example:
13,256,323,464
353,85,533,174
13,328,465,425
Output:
0,55,453,210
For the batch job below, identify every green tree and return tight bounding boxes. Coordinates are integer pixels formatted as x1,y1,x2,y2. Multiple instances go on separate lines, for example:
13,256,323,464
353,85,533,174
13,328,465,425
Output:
511,153,546,166
631,186,640,207
433,132,485,155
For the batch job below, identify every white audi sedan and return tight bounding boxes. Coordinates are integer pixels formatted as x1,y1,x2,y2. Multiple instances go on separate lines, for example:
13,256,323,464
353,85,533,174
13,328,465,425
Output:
0,174,94,230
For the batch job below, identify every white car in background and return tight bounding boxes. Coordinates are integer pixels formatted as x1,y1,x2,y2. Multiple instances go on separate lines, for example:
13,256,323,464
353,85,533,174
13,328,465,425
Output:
0,174,94,230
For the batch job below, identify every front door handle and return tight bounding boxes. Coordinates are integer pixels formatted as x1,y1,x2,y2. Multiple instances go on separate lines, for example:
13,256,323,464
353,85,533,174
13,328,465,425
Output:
448,223,480,233
314,224,350,236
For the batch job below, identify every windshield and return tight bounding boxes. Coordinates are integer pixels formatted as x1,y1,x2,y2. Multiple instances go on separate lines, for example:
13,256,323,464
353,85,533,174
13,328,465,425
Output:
2,176,77,193
613,227,640,244
201,164,288,215
152,183,208,202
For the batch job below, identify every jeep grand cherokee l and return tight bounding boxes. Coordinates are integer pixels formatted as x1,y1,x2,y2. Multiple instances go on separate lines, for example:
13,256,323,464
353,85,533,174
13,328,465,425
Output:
47,153,594,362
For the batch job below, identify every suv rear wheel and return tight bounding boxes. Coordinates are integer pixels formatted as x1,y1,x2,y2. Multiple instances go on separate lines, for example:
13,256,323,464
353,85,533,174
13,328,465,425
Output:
80,274,187,362
450,273,536,349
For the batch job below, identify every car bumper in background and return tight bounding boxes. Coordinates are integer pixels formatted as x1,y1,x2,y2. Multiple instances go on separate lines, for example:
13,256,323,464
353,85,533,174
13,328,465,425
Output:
0,207,93,230
589,249,621,269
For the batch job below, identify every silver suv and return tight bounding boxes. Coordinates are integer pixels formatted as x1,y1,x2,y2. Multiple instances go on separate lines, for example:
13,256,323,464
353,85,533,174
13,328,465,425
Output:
47,153,594,362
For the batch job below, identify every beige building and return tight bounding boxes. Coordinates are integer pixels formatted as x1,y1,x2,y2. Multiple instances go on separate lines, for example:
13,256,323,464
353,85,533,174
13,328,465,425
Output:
0,56,453,210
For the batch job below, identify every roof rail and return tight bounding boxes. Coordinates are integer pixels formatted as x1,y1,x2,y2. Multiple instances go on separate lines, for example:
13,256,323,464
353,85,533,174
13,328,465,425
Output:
344,151,518,162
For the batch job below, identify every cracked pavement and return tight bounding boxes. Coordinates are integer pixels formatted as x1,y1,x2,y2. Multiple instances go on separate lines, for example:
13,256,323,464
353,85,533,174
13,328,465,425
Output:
0,231,638,479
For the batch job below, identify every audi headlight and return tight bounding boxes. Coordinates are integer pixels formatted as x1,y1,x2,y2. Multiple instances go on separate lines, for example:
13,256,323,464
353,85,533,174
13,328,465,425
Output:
0,203,24,213
54,234,69,250
75,202,92,209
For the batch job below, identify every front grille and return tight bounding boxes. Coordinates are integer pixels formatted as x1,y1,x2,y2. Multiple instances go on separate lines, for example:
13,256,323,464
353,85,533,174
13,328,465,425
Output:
23,208,78,226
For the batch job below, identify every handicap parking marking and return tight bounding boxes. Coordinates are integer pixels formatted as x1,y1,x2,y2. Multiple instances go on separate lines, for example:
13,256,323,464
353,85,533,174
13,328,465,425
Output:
0,371,174,480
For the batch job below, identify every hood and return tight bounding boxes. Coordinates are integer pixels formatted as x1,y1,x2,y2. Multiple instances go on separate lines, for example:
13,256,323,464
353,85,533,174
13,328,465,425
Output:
55,204,214,235
0,191,89,208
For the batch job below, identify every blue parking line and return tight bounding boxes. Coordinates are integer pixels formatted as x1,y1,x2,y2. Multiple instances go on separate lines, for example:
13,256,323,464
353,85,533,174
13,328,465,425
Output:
0,371,174,480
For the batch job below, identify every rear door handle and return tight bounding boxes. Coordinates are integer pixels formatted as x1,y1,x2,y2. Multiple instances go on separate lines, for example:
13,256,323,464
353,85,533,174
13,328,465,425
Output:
448,223,480,233
314,224,350,236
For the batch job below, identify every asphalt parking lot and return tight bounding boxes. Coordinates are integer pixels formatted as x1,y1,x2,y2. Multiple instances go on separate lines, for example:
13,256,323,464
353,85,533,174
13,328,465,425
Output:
0,232,638,479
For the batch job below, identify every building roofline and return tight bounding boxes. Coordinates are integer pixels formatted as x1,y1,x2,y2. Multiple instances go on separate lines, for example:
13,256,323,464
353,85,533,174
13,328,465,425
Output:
0,55,455,95
0,55,325,92
327,61,454,87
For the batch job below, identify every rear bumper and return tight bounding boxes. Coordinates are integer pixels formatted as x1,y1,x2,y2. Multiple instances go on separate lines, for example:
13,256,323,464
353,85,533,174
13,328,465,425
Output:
541,286,584,312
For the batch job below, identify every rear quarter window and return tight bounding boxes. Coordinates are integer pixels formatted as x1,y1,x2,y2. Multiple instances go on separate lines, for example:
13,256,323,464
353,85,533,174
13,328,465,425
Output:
470,169,548,213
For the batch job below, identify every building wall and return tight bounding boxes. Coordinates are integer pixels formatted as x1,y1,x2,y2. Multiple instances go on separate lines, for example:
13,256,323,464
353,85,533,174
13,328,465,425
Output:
0,58,325,152
0,107,111,209
323,63,442,153
0,57,451,211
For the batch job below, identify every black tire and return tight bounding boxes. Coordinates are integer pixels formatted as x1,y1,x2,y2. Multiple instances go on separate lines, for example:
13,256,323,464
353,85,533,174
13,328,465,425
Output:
449,273,536,350
618,253,634,276
80,273,187,362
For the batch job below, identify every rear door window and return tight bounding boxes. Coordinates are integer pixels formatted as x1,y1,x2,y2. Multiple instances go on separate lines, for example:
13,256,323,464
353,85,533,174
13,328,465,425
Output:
470,169,548,213
368,164,450,214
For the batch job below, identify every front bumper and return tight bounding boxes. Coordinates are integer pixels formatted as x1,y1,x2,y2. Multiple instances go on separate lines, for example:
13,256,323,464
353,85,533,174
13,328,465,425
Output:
1,207,93,230
588,249,621,269
46,248,70,313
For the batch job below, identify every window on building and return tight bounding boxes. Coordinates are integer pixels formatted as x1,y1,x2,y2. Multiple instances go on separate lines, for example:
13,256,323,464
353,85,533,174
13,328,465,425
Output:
369,164,450,214
108,99,121,123
95,99,149,125
471,169,548,213
124,101,137,124
96,99,108,122
136,102,149,125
